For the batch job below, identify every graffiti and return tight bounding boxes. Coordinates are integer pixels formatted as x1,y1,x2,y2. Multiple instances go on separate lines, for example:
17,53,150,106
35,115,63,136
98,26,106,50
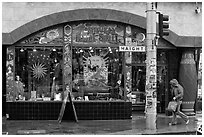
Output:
149,66,156,75
146,57,157,91
149,75,156,83
153,90,157,98
146,97,157,112
146,80,156,90
146,98,153,108
146,89,157,98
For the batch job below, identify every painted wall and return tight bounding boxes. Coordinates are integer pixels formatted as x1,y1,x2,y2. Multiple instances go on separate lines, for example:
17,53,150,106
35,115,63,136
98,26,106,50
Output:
2,2,202,36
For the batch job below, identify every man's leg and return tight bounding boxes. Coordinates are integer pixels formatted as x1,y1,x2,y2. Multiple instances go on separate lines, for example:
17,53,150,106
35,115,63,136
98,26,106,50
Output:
171,111,177,124
169,101,179,125
169,109,177,125
176,101,189,124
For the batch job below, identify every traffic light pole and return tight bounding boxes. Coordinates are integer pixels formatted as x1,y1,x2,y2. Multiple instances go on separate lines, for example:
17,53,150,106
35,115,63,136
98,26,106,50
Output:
145,2,157,130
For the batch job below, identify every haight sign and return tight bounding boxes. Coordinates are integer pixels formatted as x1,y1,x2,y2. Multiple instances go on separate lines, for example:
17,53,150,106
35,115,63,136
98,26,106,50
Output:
119,46,146,52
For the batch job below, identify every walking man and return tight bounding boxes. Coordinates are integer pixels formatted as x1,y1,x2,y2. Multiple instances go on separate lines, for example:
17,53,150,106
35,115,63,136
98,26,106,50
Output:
169,79,189,125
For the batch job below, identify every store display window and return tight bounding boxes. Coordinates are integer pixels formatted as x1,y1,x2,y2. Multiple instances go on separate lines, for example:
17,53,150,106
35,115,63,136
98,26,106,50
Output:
72,47,124,101
6,47,63,101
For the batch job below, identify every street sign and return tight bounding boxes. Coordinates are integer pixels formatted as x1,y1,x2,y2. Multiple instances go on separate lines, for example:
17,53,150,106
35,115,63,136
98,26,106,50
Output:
119,46,146,52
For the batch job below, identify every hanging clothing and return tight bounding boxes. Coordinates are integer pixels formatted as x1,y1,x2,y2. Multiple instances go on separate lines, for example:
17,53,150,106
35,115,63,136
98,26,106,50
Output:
15,80,24,97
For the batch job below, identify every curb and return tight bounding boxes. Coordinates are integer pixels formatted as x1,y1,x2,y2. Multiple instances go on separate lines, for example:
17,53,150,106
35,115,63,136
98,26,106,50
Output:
143,131,196,135
17,130,46,135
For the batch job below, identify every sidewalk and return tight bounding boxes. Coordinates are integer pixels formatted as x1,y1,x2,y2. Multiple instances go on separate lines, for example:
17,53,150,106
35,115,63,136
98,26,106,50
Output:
2,112,202,135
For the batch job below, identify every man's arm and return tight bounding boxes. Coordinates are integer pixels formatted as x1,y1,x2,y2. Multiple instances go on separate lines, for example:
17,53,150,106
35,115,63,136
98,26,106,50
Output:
174,85,184,99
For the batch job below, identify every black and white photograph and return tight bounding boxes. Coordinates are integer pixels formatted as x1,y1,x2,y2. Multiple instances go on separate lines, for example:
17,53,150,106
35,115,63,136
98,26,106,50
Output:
1,1,202,135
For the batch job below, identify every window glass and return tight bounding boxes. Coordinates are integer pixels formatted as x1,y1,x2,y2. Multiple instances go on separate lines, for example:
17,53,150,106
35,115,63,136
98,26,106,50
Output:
10,47,63,101
132,52,146,64
132,66,146,104
6,47,15,101
157,51,167,64
131,50,168,106
72,47,124,101
132,51,167,64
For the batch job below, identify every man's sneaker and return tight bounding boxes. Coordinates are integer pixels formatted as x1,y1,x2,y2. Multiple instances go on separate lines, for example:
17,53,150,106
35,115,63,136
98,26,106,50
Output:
185,119,189,125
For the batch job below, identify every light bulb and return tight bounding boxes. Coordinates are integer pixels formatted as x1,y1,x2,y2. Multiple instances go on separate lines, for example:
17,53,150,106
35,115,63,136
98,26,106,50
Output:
20,48,24,52
80,49,83,53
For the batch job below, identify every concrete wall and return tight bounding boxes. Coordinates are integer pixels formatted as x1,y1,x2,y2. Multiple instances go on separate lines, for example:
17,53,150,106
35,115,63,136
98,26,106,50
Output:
2,2,202,36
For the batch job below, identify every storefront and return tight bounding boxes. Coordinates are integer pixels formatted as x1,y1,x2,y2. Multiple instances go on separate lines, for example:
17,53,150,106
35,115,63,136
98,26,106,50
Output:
3,8,201,120
4,20,168,120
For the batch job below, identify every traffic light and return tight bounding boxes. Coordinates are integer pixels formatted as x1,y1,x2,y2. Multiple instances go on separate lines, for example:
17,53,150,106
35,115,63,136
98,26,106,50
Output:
158,13,169,37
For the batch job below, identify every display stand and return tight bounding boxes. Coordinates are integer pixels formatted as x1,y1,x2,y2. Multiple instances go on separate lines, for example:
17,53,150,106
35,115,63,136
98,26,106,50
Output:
58,91,78,123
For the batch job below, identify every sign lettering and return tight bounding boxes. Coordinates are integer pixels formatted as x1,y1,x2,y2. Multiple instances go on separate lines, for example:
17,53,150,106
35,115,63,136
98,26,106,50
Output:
119,46,146,52
73,23,124,45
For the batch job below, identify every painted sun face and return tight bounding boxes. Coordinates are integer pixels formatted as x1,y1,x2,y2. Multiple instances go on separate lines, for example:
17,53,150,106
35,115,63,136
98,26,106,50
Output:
85,55,106,68
31,62,47,80
83,50,110,85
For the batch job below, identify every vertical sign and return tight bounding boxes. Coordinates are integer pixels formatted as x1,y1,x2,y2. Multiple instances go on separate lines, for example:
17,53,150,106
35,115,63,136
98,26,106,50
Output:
63,24,73,98
6,47,15,101
58,24,78,123
124,26,132,101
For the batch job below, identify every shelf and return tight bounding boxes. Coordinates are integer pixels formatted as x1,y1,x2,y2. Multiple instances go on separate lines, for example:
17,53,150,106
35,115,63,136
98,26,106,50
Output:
132,103,145,106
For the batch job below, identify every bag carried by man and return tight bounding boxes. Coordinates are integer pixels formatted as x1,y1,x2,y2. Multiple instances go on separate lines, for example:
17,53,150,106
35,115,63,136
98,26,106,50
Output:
166,101,177,111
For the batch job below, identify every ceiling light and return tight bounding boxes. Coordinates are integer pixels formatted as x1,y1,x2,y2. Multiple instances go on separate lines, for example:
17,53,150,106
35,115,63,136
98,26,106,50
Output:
80,49,83,53
20,48,24,52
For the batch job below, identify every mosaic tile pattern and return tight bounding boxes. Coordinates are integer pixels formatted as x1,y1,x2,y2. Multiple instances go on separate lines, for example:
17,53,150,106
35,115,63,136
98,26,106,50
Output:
6,101,132,120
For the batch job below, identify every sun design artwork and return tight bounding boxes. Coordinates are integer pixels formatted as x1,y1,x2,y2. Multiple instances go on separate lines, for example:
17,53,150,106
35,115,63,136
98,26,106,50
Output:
83,50,109,86
31,62,47,80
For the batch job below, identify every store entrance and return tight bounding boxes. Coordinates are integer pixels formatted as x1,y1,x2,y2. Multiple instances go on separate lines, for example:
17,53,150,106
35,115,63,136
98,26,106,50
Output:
131,64,168,113
157,65,168,113
132,66,146,111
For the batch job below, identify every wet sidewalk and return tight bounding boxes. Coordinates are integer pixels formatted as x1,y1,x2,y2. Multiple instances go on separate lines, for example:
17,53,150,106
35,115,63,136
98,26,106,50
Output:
2,112,202,135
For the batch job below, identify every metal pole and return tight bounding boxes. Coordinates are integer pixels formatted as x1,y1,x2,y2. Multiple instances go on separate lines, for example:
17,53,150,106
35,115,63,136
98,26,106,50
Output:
145,2,157,130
